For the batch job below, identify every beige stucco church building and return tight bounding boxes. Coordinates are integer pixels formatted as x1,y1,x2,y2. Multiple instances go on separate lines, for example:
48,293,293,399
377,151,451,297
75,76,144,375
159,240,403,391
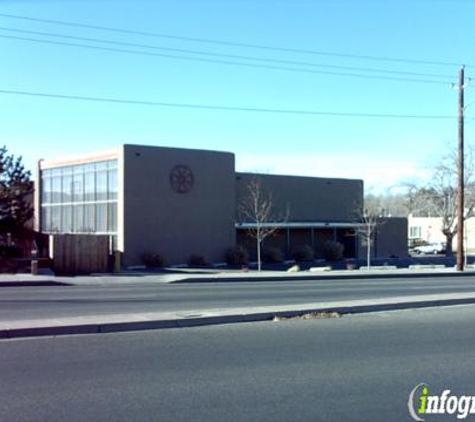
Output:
36,144,407,266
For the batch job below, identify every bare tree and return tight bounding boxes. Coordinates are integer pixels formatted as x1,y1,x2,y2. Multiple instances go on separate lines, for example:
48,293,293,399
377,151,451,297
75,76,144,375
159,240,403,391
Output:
364,191,410,217
352,207,381,270
238,178,288,271
406,149,475,256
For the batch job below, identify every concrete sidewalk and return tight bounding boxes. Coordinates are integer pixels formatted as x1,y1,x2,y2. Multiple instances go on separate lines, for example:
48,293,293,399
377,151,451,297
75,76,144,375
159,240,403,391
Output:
2,292,475,339
0,273,177,287
1,266,475,287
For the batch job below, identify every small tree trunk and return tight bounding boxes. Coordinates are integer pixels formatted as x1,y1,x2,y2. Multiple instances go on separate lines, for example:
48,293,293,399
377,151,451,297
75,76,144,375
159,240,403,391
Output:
366,225,371,270
367,245,371,270
445,233,454,256
257,238,262,272
256,226,262,272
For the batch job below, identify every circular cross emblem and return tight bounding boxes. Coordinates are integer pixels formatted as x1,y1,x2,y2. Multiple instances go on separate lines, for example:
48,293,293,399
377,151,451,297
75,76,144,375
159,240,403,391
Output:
170,165,194,194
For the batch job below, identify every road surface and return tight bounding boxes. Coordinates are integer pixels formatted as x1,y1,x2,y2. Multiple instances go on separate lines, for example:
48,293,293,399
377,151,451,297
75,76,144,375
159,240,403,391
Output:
1,305,475,421
2,275,475,321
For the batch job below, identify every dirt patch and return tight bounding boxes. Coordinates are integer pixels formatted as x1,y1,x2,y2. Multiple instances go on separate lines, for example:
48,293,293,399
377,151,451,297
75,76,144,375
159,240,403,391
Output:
273,311,341,321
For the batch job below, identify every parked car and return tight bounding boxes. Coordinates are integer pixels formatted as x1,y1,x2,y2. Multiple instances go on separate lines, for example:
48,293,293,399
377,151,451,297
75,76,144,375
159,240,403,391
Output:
413,243,446,254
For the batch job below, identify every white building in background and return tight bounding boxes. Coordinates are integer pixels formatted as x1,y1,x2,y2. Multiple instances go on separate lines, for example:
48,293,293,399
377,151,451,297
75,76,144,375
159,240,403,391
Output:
408,214,475,253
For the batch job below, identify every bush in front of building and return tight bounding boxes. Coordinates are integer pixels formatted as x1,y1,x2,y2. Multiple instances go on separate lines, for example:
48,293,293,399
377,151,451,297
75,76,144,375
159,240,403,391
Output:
262,247,284,263
292,244,315,262
225,245,249,265
142,252,165,268
0,244,23,258
187,254,209,267
321,240,344,262
0,257,19,273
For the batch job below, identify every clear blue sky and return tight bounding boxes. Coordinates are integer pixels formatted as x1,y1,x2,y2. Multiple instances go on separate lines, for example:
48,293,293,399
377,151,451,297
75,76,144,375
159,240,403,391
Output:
1,0,474,192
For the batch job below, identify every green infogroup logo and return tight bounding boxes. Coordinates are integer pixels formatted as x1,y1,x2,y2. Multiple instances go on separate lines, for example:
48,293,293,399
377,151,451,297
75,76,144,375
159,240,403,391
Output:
408,383,475,421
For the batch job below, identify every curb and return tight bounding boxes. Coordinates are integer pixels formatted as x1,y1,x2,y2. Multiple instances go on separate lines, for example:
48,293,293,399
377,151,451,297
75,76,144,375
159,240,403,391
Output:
2,296,475,339
171,270,475,283
0,281,71,287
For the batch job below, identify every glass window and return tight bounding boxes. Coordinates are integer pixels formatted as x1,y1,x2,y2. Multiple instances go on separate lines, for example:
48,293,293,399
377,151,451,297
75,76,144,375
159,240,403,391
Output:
61,167,72,177
84,163,96,173
62,174,72,203
73,172,84,203
84,204,96,232
42,169,52,178
95,161,108,171
41,206,51,232
84,172,95,202
410,226,421,238
108,169,117,200
96,203,107,232
96,171,108,201
72,204,84,232
40,159,117,234
51,206,61,232
51,168,62,177
51,177,62,204
41,175,52,204
62,205,72,233
107,203,117,233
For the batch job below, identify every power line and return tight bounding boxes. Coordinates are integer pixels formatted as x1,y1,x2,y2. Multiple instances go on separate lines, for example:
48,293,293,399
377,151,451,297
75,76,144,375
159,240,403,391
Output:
0,88,457,119
0,34,454,85
465,98,475,110
0,12,471,68
0,26,455,80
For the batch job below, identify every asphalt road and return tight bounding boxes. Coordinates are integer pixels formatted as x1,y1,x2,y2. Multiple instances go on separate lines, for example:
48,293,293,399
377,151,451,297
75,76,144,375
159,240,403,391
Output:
2,275,475,321
1,305,475,421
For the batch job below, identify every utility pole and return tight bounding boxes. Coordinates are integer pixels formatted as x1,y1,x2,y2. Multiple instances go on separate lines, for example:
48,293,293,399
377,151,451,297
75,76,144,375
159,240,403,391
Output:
457,66,465,271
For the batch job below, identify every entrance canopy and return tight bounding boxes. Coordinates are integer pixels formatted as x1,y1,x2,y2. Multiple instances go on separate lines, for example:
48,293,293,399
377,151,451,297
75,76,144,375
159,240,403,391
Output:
236,221,365,229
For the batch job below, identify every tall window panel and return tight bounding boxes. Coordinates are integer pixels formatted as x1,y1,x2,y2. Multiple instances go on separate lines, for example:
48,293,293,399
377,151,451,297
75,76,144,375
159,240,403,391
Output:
84,171,95,202
72,204,84,232
96,172,108,202
62,171,73,204
62,205,73,233
108,168,118,201
51,206,61,232
107,203,117,233
84,204,96,233
41,207,51,232
41,173,52,204
72,172,84,203
96,203,107,233
51,176,62,204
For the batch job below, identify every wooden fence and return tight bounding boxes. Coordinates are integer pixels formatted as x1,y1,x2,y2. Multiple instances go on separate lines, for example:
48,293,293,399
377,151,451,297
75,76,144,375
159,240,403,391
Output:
51,235,110,275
